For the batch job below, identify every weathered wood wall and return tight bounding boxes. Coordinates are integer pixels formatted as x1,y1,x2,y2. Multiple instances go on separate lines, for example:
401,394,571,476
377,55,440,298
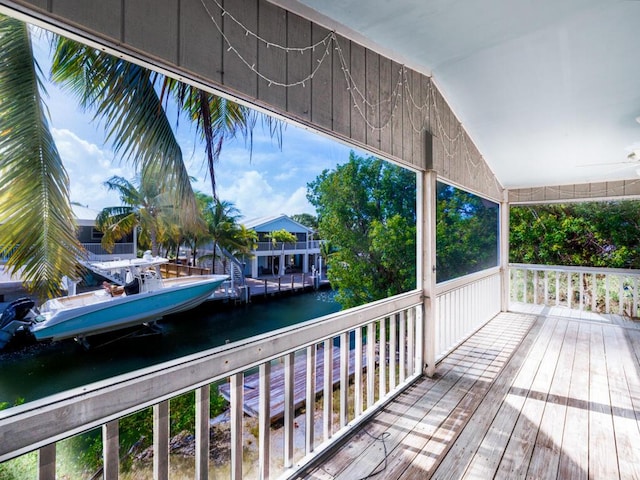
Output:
1,0,503,201
509,179,640,204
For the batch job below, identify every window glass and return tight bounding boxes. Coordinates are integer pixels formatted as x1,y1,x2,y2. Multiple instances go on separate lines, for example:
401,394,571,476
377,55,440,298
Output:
436,182,499,283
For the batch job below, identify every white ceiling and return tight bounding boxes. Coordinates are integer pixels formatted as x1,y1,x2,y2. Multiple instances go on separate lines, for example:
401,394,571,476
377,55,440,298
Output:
274,0,640,189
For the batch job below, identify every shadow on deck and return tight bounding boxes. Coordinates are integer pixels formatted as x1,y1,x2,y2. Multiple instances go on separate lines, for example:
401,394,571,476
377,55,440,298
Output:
296,306,640,479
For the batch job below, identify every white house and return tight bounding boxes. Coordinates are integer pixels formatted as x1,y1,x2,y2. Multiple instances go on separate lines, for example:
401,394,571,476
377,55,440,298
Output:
243,214,321,278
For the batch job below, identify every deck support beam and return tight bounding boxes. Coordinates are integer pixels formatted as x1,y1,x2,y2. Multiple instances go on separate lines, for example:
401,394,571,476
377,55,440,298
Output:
500,189,510,311
422,168,437,377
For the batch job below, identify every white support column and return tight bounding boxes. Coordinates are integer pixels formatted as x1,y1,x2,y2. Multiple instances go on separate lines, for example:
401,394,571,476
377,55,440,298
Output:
422,169,437,377
251,256,258,279
500,189,510,311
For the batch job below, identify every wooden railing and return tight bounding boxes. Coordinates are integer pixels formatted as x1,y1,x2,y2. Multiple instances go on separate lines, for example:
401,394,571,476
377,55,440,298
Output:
435,267,502,359
510,263,640,316
160,262,211,278
0,290,423,479
81,242,135,260
255,241,321,252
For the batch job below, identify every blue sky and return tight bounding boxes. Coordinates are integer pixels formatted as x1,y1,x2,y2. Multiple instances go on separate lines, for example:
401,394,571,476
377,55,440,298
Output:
31,27,361,223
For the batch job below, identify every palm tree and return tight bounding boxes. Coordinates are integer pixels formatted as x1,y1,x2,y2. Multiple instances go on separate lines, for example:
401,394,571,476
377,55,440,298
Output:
95,175,177,256
0,16,279,296
203,199,243,272
0,17,83,298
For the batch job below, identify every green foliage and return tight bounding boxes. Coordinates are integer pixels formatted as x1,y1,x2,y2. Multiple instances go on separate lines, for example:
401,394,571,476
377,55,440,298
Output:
0,397,24,411
0,15,84,299
510,201,640,267
307,153,416,308
290,213,319,231
436,183,499,282
0,451,37,479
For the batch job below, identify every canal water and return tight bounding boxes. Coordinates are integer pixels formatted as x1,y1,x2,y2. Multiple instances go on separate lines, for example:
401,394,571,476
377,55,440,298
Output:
0,290,340,406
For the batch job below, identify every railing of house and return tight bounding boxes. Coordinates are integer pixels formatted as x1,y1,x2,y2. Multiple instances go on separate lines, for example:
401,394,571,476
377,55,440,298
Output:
0,245,18,264
434,267,502,359
0,290,423,479
510,263,640,316
255,241,320,252
81,242,135,259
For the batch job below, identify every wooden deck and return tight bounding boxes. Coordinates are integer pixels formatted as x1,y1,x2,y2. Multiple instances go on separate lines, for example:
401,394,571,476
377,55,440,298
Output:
296,307,640,479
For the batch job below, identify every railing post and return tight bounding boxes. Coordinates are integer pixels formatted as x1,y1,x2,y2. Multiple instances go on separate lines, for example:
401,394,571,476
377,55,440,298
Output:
38,444,56,480
366,322,375,408
153,400,170,480
339,332,349,427
379,317,387,399
284,353,295,468
195,385,210,480
230,374,244,479
323,339,333,440
102,420,119,480
259,362,271,480
305,345,316,454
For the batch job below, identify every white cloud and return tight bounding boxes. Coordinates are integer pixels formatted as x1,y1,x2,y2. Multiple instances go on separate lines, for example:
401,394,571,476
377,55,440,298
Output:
218,170,313,221
52,128,135,210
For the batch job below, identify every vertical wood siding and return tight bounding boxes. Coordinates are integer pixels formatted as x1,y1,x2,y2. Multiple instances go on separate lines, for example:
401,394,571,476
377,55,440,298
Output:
4,0,503,200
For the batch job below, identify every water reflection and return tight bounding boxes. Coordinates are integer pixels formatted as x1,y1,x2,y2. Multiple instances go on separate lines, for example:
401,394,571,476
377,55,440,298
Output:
0,291,339,404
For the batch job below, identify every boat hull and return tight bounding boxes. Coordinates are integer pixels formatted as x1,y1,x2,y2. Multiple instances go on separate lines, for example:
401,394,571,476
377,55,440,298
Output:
30,275,227,342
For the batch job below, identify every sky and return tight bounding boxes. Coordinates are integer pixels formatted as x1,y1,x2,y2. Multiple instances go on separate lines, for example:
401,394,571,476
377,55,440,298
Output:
30,27,362,223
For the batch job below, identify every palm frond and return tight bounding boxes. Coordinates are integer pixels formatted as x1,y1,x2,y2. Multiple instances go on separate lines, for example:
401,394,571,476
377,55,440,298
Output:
0,16,84,298
51,38,197,222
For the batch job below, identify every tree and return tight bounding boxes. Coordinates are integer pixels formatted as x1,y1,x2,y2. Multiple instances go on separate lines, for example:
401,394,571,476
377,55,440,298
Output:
95,174,177,256
510,201,640,268
202,199,243,270
0,17,83,298
290,213,318,231
435,183,499,282
0,17,279,296
266,229,297,277
307,152,416,308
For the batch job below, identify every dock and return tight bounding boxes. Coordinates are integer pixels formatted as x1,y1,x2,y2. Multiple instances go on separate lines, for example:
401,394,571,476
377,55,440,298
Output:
218,344,363,423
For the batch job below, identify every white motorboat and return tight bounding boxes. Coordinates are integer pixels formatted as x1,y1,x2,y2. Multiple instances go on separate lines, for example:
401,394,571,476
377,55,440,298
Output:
0,254,228,348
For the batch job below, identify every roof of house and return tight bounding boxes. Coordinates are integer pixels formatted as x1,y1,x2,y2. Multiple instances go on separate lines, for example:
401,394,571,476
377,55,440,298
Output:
243,214,313,234
72,204,100,227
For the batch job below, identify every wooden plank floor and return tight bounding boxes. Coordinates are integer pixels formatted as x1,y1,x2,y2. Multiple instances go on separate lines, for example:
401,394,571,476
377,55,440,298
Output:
218,346,362,422
296,308,640,479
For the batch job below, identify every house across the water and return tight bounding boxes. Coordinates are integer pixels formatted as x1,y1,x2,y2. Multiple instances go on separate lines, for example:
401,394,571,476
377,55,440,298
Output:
73,205,137,261
242,214,322,278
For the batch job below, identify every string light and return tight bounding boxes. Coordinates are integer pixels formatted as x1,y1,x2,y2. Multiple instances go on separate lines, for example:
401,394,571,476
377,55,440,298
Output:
198,0,500,195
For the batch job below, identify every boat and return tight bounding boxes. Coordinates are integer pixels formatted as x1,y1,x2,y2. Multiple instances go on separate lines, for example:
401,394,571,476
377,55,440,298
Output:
0,254,228,349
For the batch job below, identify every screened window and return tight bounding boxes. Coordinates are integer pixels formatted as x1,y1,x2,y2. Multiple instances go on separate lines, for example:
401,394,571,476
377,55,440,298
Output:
436,182,499,283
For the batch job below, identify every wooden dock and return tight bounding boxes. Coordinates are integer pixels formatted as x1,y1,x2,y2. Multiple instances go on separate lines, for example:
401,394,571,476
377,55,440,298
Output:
218,345,362,422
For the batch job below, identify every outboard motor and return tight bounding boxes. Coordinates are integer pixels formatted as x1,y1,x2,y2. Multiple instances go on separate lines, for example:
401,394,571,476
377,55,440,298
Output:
124,277,140,296
0,297,36,349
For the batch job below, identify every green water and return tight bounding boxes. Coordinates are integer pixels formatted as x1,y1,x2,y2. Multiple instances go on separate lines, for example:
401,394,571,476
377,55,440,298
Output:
0,290,339,405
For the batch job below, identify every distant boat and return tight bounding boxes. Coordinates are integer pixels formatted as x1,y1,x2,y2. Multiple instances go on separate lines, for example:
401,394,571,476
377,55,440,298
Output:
0,254,228,349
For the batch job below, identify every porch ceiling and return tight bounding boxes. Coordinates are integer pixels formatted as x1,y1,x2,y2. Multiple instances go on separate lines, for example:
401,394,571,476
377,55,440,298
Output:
272,0,640,189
